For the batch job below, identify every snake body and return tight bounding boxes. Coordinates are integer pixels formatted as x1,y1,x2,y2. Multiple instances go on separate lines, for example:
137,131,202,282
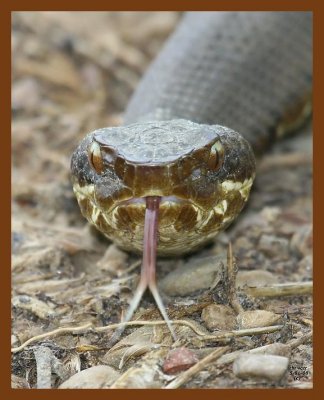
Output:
71,12,312,256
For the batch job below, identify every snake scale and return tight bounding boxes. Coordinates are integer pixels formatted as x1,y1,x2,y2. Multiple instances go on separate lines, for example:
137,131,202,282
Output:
71,12,312,339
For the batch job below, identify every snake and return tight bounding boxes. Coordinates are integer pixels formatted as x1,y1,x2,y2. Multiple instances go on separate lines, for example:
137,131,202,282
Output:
70,12,312,339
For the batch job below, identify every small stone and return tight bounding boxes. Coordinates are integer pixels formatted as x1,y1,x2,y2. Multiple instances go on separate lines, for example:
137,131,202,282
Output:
162,347,199,374
233,354,289,382
201,304,236,331
12,295,56,319
260,207,281,223
12,78,41,112
252,343,291,358
233,236,253,251
11,334,19,347
12,231,25,254
237,310,281,329
160,256,224,296
298,254,313,278
236,270,278,288
290,225,312,257
11,374,29,389
111,351,166,388
96,244,128,273
275,211,310,236
59,365,120,389
258,234,290,260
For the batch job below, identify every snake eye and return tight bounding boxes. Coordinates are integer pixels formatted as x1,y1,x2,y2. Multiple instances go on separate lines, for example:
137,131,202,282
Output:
207,141,224,170
88,142,104,174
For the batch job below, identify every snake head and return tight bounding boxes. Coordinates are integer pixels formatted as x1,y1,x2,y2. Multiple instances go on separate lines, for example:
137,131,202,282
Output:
71,119,256,255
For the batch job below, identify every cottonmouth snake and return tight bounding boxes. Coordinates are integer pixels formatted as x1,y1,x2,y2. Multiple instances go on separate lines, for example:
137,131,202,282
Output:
70,12,312,339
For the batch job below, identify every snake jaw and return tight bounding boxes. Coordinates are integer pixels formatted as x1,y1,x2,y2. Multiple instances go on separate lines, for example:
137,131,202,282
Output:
110,196,177,344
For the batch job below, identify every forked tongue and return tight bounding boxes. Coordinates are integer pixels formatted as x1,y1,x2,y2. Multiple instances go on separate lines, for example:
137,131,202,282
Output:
109,196,176,345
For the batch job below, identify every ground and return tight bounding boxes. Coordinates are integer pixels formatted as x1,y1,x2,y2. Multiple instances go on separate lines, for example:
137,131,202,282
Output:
11,12,312,389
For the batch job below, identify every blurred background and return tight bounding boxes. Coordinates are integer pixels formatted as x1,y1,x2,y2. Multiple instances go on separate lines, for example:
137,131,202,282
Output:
12,12,180,228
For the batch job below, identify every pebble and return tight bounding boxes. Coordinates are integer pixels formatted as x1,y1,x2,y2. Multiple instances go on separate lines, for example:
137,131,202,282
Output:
59,365,120,389
259,206,281,223
162,347,199,374
298,254,313,278
11,231,25,254
233,354,289,382
12,78,41,112
258,234,290,260
11,334,19,347
201,304,236,331
251,343,291,358
290,224,312,257
160,256,224,296
11,374,29,389
236,270,278,288
96,244,128,273
237,310,281,329
275,210,310,236
12,295,56,319
111,349,167,388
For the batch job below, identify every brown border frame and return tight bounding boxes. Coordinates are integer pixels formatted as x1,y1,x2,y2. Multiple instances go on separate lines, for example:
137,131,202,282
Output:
4,0,320,398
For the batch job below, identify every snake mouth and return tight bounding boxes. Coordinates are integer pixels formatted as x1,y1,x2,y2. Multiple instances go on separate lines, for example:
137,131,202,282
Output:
112,194,205,232
116,195,198,208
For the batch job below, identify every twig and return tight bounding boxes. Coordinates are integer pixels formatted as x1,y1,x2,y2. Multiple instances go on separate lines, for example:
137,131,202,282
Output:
197,324,283,342
122,259,141,275
297,318,313,328
11,323,93,353
287,331,313,349
227,242,244,314
165,346,229,389
243,281,313,298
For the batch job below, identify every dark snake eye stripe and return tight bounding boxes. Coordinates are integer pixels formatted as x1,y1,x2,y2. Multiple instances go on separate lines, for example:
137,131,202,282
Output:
71,12,312,341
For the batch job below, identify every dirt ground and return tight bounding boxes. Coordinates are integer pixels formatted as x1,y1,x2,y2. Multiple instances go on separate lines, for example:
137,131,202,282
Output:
11,12,312,389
